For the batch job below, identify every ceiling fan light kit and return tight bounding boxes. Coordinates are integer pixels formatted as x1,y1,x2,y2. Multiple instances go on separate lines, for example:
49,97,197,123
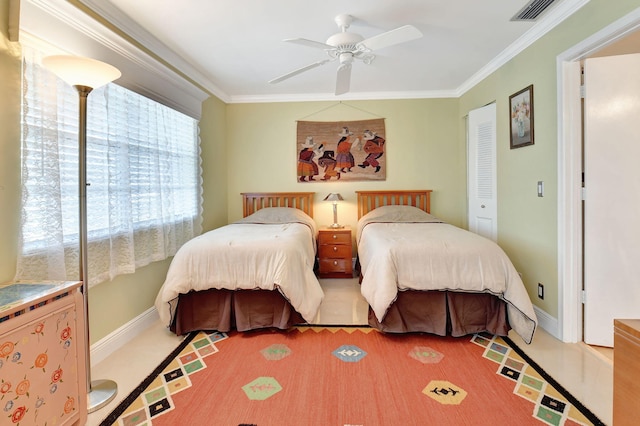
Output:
269,14,423,95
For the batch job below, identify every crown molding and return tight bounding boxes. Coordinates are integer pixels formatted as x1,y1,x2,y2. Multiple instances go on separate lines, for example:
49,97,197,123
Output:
455,0,590,97
229,89,459,104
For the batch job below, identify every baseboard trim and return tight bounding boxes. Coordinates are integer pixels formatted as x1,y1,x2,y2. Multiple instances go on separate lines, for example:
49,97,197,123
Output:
90,307,159,367
88,304,561,366
533,305,559,340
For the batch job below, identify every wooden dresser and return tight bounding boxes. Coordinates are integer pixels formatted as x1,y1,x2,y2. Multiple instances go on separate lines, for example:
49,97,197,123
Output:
0,281,87,426
317,227,353,278
613,318,640,426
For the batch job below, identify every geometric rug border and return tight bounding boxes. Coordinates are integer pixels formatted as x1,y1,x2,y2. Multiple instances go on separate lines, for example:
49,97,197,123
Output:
502,335,606,426
97,331,199,426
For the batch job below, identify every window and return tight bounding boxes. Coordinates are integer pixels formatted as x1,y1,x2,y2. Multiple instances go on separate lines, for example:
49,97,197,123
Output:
16,46,202,286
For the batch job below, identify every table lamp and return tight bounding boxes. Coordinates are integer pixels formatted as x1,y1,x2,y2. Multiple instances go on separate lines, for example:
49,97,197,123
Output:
323,193,344,228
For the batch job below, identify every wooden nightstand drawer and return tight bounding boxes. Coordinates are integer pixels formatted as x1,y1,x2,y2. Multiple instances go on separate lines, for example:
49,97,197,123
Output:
318,244,351,259
319,258,351,274
318,231,351,245
317,227,353,278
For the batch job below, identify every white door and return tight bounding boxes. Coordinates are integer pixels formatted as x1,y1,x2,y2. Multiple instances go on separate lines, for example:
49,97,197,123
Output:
467,103,497,241
583,54,640,347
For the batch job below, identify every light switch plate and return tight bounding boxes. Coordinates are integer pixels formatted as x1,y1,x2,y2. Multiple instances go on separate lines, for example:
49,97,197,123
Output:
538,283,544,299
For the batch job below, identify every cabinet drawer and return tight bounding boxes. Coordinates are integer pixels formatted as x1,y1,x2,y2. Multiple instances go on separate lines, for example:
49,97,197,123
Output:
318,244,351,259
319,258,352,274
318,231,351,245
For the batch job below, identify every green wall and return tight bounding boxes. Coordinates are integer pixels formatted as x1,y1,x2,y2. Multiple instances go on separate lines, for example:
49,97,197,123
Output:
0,2,21,285
459,0,640,318
2,0,640,343
200,95,229,232
226,100,463,230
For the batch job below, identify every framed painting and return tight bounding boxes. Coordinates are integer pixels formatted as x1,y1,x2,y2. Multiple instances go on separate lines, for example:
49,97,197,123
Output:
509,85,534,149
296,119,386,182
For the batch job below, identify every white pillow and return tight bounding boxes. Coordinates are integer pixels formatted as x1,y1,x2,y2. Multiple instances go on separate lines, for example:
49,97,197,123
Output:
359,205,442,224
235,207,317,234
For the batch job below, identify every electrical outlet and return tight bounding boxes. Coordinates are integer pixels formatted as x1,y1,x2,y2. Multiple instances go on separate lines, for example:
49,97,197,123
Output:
538,283,544,299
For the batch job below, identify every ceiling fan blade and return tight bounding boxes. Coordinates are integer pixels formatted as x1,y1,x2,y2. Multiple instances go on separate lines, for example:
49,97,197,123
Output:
284,38,335,50
358,25,423,51
335,63,351,95
269,59,332,84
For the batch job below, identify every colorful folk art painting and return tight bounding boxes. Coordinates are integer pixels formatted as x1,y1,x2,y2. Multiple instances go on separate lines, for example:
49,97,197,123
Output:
297,119,386,182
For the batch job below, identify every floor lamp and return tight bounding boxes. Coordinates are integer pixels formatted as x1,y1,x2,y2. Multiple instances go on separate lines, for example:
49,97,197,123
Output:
42,55,121,413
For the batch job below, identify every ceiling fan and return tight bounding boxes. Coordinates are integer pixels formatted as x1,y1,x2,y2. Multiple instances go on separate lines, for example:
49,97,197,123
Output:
269,14,423,95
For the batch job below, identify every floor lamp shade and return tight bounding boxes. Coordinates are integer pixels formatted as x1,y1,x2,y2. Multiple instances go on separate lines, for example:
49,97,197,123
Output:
43,55,121,414
42,55,121,89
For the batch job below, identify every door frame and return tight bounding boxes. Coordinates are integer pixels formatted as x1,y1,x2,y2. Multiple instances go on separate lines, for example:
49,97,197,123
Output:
557,7,640,343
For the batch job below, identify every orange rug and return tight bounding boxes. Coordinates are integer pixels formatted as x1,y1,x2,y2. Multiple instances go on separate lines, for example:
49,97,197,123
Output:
101,327,603,426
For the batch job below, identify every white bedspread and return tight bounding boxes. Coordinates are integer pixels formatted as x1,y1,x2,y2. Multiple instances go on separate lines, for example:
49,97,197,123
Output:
156,209,324,326
357,207,537,343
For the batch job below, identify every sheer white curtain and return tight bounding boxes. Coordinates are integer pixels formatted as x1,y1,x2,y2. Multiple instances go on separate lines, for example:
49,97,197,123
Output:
16,46,202,287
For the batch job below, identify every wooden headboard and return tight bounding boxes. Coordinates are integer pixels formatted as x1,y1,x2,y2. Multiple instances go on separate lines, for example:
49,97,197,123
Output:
241,192,315,217
356,190,432,218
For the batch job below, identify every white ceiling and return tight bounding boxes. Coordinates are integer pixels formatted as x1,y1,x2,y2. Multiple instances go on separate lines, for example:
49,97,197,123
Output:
80,0,586,103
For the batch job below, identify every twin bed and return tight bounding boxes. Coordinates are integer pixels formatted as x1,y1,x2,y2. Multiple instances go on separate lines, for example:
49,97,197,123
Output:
155,192,323,335
155,190,537,343
356,190,536,344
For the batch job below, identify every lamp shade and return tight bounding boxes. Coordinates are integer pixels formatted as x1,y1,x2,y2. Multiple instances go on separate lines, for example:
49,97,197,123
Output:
323,193,344,202
42,55,121,89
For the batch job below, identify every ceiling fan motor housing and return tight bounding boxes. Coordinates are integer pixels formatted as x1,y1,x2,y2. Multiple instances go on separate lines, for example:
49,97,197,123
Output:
326,31,364,51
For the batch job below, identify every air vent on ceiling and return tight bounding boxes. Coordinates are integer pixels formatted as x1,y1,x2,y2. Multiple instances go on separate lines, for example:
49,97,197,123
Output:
511,0,557,21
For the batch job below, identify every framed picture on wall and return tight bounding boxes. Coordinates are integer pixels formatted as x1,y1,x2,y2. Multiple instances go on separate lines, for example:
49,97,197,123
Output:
509,85,534,149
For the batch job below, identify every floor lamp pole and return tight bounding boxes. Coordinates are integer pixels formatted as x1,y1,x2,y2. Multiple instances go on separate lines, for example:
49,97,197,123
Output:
42,55,121,414
77,85,91,393
75,85,119,414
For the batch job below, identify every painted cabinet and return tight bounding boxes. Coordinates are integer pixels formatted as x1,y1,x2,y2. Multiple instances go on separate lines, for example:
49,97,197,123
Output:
0,281,86,426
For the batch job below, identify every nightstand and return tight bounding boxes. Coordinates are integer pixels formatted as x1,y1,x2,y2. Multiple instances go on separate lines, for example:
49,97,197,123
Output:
317,227,353,278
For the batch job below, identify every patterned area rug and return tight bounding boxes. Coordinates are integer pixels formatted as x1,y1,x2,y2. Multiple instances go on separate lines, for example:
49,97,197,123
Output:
100,327,604,426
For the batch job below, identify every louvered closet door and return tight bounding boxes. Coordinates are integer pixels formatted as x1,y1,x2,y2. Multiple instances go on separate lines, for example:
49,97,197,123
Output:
467,103,497,241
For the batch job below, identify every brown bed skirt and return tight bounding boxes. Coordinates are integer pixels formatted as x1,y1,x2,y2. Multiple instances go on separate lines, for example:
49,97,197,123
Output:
170,288,304,335
368,290,511,337
170,287,509,338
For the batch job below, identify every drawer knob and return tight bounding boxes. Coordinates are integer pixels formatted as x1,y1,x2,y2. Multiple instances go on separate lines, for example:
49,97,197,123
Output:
332,234,337,239
333,260,338,266
333,246,337,252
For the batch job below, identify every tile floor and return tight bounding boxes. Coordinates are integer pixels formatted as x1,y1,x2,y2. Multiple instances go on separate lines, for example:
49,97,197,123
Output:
87,278,613,425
